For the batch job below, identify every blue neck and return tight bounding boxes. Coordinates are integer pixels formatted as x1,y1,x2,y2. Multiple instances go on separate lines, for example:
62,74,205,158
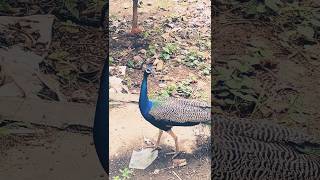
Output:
93,59,108,173
139,73,151,114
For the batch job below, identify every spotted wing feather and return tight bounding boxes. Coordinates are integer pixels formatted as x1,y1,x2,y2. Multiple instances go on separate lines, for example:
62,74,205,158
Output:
149,98,211,124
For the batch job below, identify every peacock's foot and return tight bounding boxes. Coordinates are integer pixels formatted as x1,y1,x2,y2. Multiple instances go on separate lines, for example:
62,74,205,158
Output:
129,27,143,35
166,151,181,159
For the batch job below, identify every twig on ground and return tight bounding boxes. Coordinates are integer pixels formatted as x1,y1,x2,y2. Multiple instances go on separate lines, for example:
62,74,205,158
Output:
172,170,182,180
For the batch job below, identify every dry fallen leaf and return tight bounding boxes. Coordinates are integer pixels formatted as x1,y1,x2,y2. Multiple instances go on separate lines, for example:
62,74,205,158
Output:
172,159,187,167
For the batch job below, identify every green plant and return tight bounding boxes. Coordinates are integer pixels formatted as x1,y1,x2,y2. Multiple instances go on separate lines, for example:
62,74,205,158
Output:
183,51,204,68
126,60,135,68
63,0,79,19
160,43,178,61
119,168,133,179
177,80,193,98
243,0,283,16
147,44,157,57
109,57,114,65
112,176,121,180
0,0,11,12
112,168,133,180
201,65,211,76
143,31,150,38
158,84,177,98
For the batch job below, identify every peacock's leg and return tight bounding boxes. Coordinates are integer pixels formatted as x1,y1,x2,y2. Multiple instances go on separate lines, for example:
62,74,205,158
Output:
167,129,181,159
130,0,142,34
151,129,163,151
146,129,162,151
155,129,163,147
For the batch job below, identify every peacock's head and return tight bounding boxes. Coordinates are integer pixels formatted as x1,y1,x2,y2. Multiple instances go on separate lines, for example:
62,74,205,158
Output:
144,64,155,76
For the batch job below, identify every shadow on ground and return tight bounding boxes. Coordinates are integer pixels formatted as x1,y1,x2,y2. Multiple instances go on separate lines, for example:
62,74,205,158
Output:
109,135,211,180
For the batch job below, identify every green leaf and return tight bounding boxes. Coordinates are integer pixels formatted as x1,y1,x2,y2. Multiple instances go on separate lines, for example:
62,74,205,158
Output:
224,98,235,105
112,176,121,180
214,67,234,80
227,60,241,69
239,88,256,94
265,0,280,13
229,89,257,102
60,24,80,33
259,49,273,58
238,64,251,73
0,127,9,136
249,39,267,48
47,51,70,61
217,91,230,97
160,53,170,60
243,55,261,66
0,0,11,12
162,47,170,54
245,0,259,15
310,18,320,28
240,76,256,88
225,79,242,89
297,25,314,41
256,3,267,13
109,57,114,64
64,0,79,19
127,60,135,68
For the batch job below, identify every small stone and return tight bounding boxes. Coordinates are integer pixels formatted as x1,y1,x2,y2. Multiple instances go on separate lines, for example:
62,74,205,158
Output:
172,159,187,167
159,83,166,88
153,169,160,174
162,76,173,81
109,76,123,93
133,55,143,62
153,58,160,66
166,23,175,28
139,49,147,54
71,90,88,100
156,60,164,71
80,63,89,72
109,88,117,93
161,32,171,41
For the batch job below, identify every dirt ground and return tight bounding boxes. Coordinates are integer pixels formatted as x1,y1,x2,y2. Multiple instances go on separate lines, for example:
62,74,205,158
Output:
0,125,106,180
214,0,320,139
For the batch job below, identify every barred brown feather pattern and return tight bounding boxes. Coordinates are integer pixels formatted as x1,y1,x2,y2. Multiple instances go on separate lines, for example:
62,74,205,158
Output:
149,98,211,124
212,116,320,180
213,115,319,144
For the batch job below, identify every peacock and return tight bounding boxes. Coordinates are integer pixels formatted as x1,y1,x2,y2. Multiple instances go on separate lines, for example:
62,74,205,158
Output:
139,64,211,158
212,115,320,179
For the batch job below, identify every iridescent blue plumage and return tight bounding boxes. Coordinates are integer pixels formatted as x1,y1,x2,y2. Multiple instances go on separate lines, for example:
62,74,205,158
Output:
93,59,108,173
138,65,210,158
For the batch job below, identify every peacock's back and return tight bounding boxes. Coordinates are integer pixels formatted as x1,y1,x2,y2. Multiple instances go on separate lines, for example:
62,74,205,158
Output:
212,116,320,180
149,97,211,126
